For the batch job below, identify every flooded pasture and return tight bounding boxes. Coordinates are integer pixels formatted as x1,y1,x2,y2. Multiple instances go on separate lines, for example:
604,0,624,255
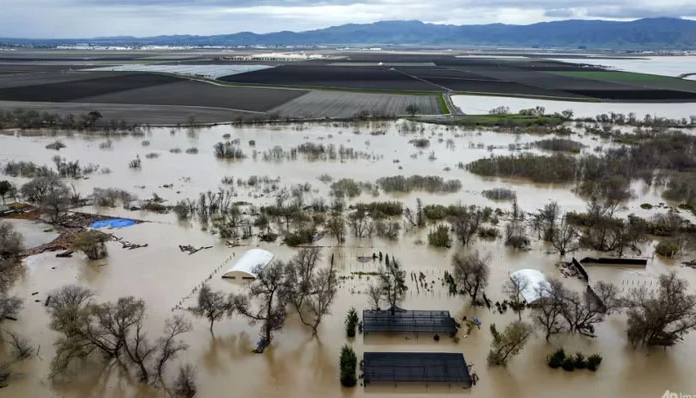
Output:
1,119,696,398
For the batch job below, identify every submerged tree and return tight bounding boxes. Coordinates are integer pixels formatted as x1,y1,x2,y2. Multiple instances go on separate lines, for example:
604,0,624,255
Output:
71,230,110,260
452,250,490,304
377,258,407,314
530,279,567,341
625,272,696,348
503,273,529,320
366,284,383,310
189,284,233,334
234,261,288,346
551,215,579,257
0,180,15,204
530,278,619,340
283,248,337,336
452,206,483,245
487,321,534,366
173,364,197,398
326,214,346,245
46,285,191,386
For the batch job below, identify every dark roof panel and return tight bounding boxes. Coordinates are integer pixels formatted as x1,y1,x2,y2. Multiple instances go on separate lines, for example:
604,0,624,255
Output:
362,310,457,334
363,352,472,385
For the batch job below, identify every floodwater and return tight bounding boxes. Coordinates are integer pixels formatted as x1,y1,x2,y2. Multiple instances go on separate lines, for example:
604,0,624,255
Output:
452,95,696,120
2,120,696,398
550,56,696,77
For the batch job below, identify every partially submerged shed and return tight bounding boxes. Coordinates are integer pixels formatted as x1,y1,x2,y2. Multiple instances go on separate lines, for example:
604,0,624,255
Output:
363,352,472,386
362,310,457,336
221,249,274,280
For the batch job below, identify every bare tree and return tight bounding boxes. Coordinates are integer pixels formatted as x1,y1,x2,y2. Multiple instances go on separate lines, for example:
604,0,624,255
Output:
189,284,232,334
531,279,619,340
377,259,407,315
452,250,490,303
348,208,373,238
283,248,337,336
366,284,383,310
487,321,534,366
551,215,579,257
0,330,34,388
326,214,346,244
173,364,197,398
234,261,288,346
0,221,23,261
559,282,619,337
503,274,529,320
452,206,483,245
536,202,560,242
71,230,110,260
625,272,696,348
530,278,567,341
46,285,192,384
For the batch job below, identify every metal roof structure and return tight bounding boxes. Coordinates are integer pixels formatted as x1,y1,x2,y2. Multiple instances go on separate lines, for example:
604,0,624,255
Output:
363,352,472,386
362,310,457,335
221,249,274,280
509,269,551,305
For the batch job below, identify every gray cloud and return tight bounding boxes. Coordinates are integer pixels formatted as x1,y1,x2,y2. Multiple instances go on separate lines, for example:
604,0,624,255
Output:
1,0,695,38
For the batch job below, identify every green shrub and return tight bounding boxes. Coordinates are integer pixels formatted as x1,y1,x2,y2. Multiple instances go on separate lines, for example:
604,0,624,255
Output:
467,154,578,184
478,227,499,240
655,239,680,258
345,308,359,338
339,345,357,387
562,357,576,372
377,175,461,194
284,228,315,247
533,138,584,153
547,349,566,369
482,188,517,201
587,354,603,371
573,353,587,370
354,201,403,218
640,203,653,210
330,179,362,199
428,225,451,248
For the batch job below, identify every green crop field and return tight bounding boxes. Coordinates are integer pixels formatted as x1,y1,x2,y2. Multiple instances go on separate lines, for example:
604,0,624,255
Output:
547,70,696,93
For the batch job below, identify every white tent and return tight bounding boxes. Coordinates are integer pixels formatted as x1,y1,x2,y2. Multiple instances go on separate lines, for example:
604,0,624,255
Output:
222,249,274,280
509,269,551,304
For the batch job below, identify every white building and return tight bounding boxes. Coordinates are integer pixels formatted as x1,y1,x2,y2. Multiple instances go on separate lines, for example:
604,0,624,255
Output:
221,249,274,280
509,269,551,305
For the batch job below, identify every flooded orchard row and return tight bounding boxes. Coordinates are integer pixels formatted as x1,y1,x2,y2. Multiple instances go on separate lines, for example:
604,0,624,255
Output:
1,120,695,398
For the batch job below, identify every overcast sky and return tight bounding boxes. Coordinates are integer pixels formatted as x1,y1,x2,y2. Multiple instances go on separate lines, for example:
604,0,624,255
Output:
1,0,695,38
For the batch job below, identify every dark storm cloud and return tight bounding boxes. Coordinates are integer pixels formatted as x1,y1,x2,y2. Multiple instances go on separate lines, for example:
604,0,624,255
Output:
1,0,695,38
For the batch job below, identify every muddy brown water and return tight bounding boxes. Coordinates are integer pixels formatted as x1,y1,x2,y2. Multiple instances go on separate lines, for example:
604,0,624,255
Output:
1,120,695,397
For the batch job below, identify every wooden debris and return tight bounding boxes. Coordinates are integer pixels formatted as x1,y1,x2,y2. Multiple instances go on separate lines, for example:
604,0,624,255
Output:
110,234,148,250
179,245,213,255
56,250,74,258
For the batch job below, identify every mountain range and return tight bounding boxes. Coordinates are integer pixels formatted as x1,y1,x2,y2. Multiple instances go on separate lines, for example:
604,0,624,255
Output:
3,18,696,49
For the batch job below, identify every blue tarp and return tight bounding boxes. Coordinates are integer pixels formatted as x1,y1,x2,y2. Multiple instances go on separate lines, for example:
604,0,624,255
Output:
90,219,136,229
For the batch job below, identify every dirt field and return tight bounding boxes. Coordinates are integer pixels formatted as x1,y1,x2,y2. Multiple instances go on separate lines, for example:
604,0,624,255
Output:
0,100,252,125
77,80,309,112
270,91,443,117
0,73,181,102
220,65,441,92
